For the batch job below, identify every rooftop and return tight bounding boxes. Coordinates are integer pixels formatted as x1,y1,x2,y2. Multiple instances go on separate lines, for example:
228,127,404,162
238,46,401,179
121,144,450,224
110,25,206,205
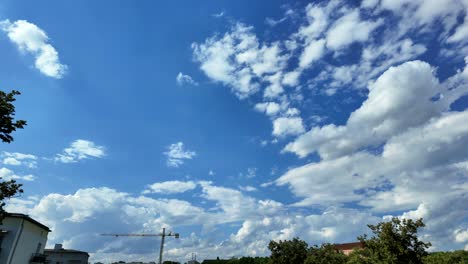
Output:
334,242,364,251
4,213,51,232
44,248,89,255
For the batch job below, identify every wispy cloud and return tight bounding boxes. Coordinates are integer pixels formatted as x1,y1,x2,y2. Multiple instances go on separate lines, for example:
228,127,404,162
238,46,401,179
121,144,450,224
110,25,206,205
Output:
164,142,196,167
239,185,257,192
55,139,105,163
143,180,197,194
239,167,257,178
213,11,225,18
176,72,199,86
0,19,67,78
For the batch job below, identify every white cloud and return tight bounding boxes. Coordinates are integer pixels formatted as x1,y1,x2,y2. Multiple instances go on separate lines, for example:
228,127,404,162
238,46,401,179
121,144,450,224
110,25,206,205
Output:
448,13,468,43
285,60,445,159
164,142,196,167
213,11,225,18
265,9,294,27
361,0,379,9
1,152,37,168
273,117,305,137
298,39,326,69
282,70,301,86
0,20,67,78
0,167,35,181
295,3,331,42
239,167,257,179
143,181,197,194
265,17,287,27
326,10,382,50
254,102,281,116
239,185,257,192
55,139,105,163
176,72,199,86
454,229,468,243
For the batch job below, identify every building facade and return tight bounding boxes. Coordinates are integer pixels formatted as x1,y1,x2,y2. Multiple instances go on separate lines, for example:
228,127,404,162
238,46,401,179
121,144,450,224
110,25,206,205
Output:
44,243,89,264
0,213,51,264
334,242,364,255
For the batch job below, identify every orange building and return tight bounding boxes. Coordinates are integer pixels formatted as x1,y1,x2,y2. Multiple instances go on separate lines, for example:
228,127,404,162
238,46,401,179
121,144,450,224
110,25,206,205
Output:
334,242,364,255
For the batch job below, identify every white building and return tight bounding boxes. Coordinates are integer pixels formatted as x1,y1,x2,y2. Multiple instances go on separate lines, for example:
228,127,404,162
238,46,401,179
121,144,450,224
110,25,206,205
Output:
0,213,51,264
44,244,89,264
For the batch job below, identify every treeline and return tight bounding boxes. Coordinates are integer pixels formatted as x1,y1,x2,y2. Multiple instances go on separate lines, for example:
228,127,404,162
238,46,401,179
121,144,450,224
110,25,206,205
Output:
193,249,468,264
187,217,467,264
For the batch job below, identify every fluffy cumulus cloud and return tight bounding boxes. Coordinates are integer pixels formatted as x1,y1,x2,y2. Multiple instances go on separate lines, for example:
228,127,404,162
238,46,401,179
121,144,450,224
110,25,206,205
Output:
0,19,67,78
1,151,37,168
164,142,196,167
272,117,305,137
5,182,381,263
284,60,446,159
0,167,35,181
55,139,105,163
325,9,382,50
192,23,288,99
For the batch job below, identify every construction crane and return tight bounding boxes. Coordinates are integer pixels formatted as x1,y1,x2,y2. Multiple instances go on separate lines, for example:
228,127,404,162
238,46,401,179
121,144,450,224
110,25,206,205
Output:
101,228,179,264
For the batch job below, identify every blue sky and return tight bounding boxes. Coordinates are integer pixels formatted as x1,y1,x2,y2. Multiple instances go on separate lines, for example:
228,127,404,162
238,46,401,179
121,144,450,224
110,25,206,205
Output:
1,0,468,262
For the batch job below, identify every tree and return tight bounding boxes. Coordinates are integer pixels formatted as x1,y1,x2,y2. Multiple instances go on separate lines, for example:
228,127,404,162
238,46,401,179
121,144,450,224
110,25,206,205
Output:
305,243,348,264
0,90,27,143
422,250,468,264
268,238,308,264
0,179,23,222
356,217,431,264
0,89,26,223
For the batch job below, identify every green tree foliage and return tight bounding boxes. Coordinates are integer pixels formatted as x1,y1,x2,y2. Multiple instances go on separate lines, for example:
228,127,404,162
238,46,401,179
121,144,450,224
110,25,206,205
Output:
0,90,26,143
356,217,431,264
304,243,347,264
0,179,23,222
0,89,26,223
346,249,374,264
268,237,308,264
422,250,468,264
203,257,269,264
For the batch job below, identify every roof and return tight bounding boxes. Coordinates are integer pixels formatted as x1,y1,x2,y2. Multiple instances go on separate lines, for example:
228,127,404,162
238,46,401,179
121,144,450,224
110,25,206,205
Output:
334,242,364,250
44,249,89,256
5,213,51,232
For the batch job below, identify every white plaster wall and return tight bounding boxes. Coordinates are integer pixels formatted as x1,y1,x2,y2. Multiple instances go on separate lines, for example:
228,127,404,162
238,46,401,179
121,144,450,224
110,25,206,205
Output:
11,220,48,263
0,217,21,264
0,216,49,264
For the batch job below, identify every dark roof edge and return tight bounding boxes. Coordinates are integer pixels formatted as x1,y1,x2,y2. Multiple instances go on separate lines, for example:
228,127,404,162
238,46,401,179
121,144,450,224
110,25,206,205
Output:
5,213,51,232
334,241,364,250
44,249,89,255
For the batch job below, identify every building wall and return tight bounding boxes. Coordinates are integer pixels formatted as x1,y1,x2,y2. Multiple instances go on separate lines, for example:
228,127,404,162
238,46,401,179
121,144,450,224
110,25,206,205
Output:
45,252,89,264
0,216,49,264
0,217,22,264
